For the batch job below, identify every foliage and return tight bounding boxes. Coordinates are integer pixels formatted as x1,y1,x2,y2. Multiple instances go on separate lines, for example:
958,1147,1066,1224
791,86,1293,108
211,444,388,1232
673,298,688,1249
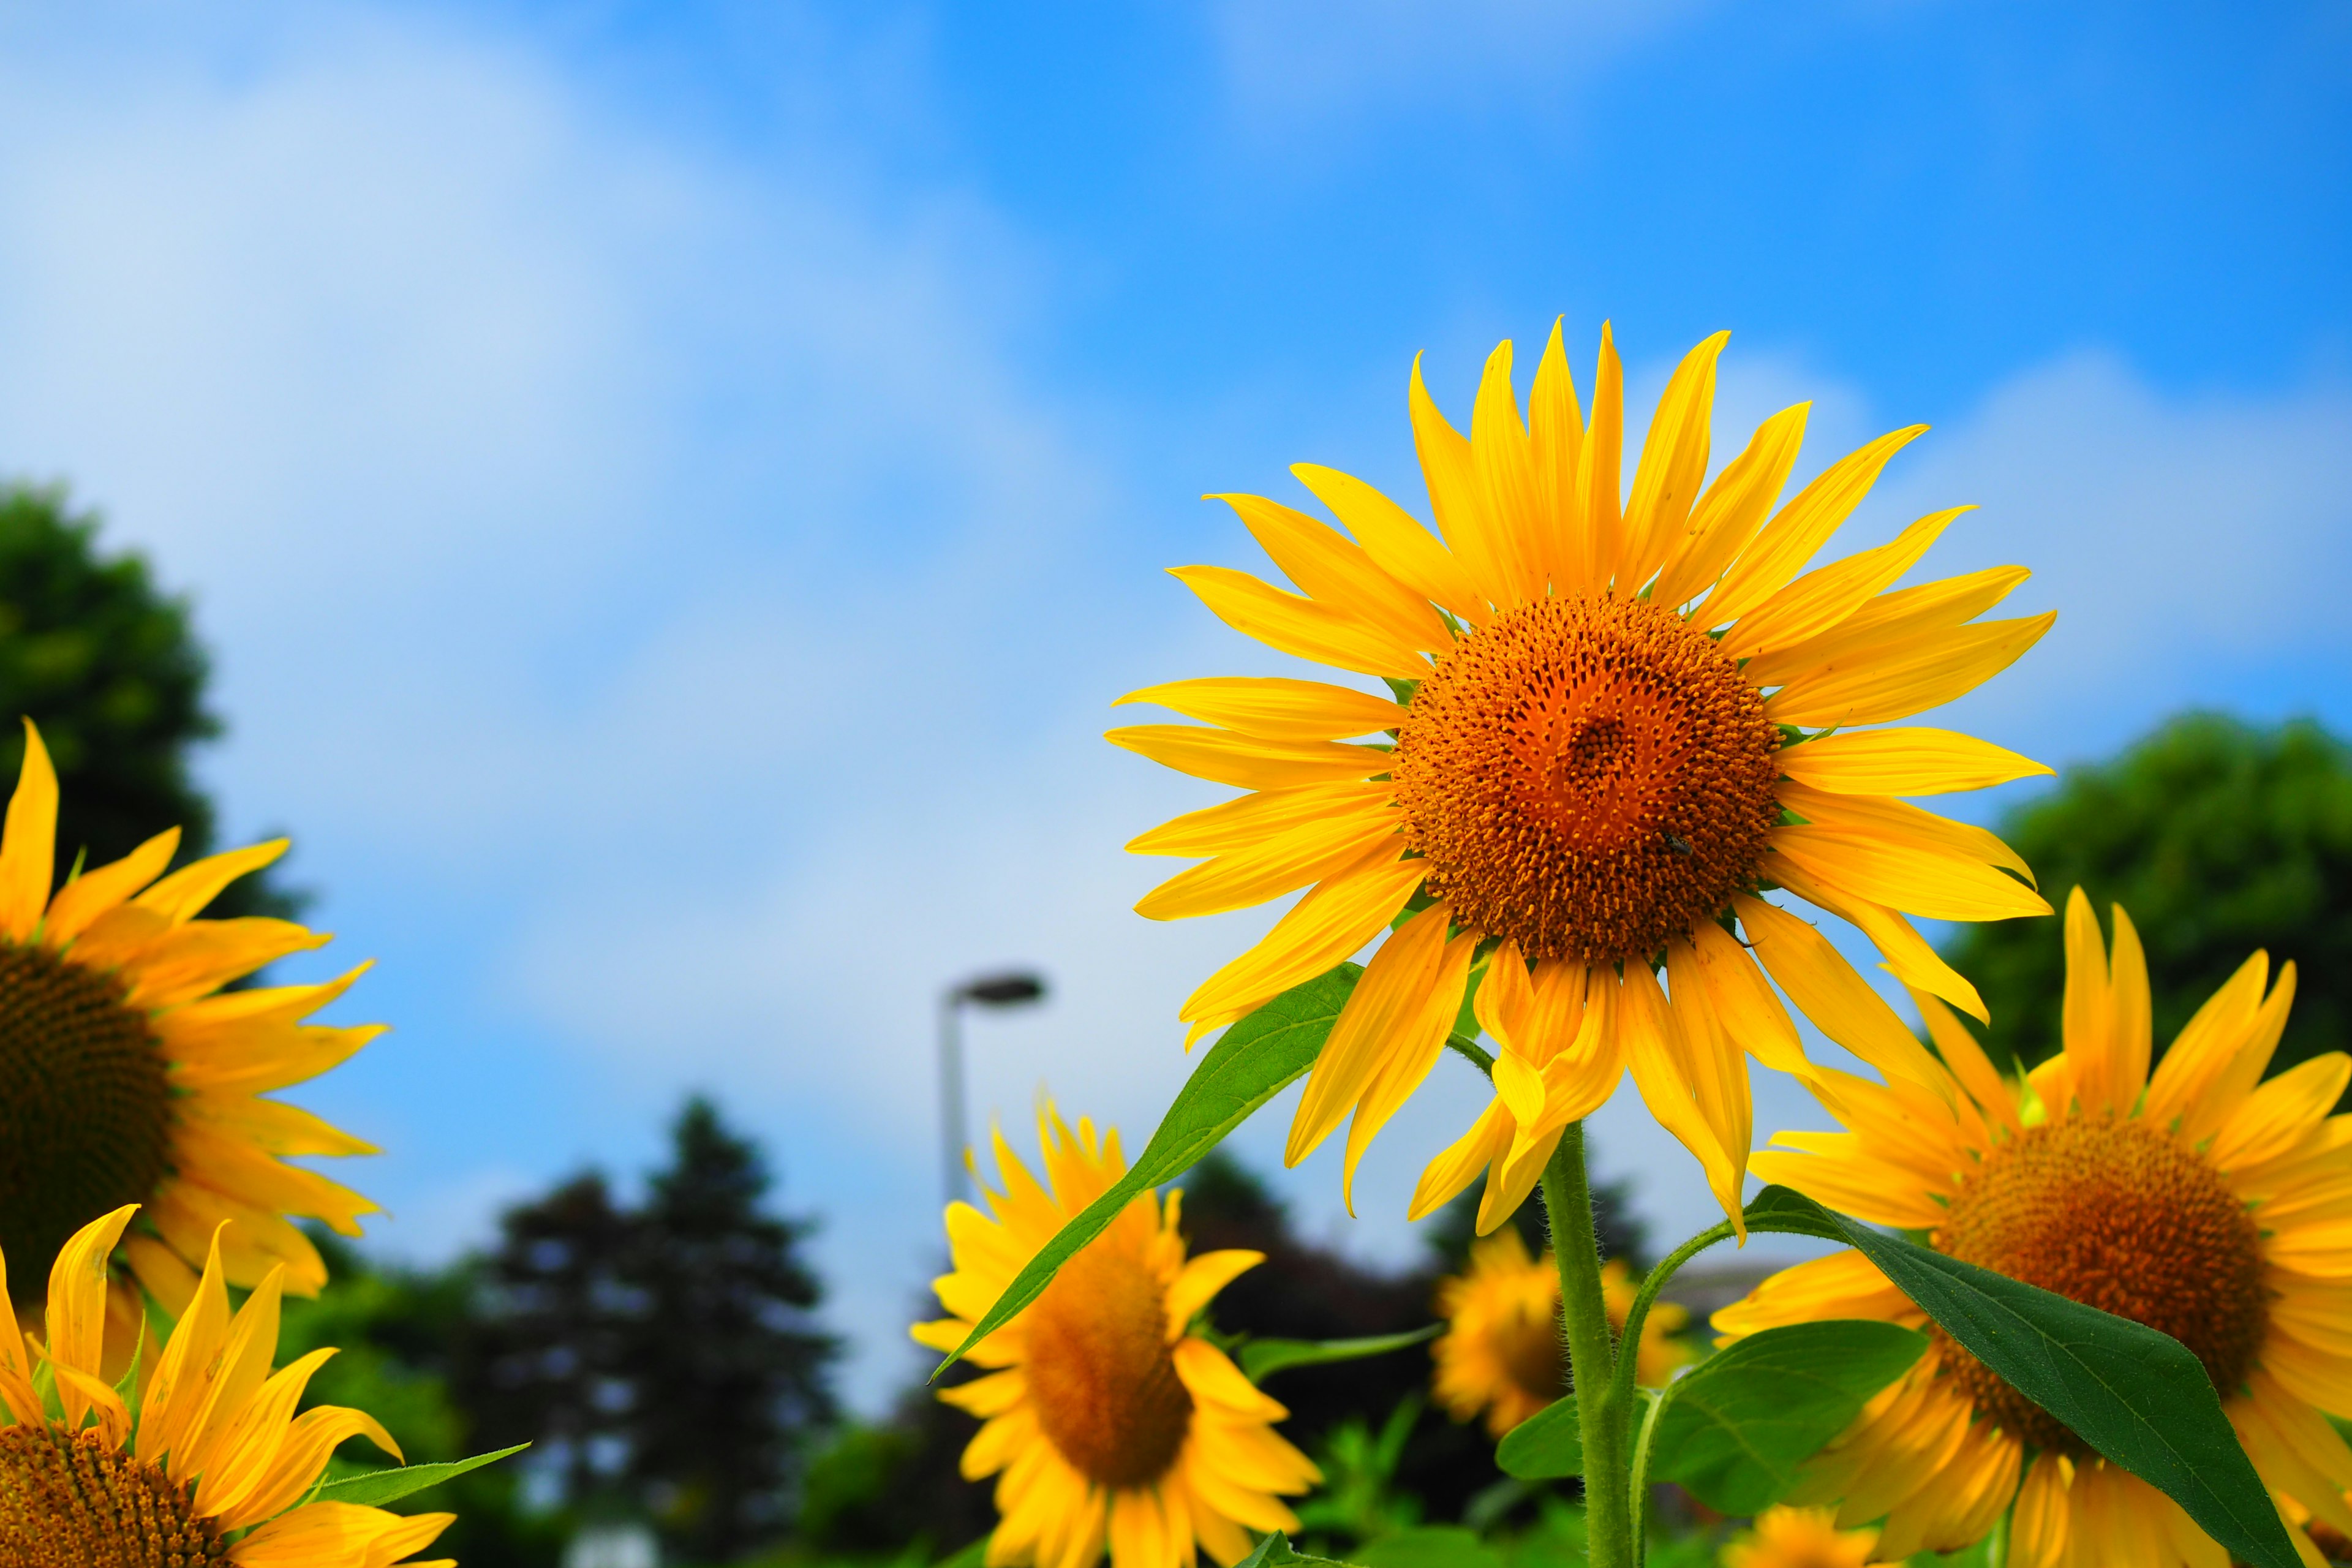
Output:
0,481,295,918
463,1096,839,1562
1942,711,2352,1076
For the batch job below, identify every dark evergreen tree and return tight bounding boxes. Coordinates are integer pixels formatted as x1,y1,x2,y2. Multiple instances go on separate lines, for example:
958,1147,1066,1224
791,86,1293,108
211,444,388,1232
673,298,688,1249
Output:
1940,712,2352,1079
464,1173,640,1510
624,1097,837,1561
0,481,294,918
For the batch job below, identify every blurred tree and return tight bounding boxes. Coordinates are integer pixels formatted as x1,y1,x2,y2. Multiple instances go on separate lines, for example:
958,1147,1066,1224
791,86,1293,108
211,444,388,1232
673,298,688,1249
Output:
0,481,295,917
1940,712,2352,1078
459,1098,837,1561
466,1172,639,1510
625,1097,837,1562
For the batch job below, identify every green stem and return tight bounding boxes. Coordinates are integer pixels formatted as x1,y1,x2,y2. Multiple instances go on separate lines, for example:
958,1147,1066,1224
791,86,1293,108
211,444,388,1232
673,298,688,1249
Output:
1541,1123,1632,1568
1608,1217,1735,1436
1627,1389,1665,1564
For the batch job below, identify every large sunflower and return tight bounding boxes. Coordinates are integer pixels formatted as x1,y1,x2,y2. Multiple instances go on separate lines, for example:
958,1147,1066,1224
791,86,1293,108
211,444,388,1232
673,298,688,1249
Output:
0,720,379,1361
912,1107,1319,1568
1716,888,2352,1564
1432,1229,1687,1436
0,1205,451,1566
1110,322,2054,1227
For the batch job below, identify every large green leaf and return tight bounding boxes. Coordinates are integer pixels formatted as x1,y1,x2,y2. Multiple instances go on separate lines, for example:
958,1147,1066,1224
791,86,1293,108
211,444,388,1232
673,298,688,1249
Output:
1744,1185,2300,1568
1235,1532,1355,1568
311,1442,531,1507
935,966,1360,1376
1240,1324,1441,1383
1493,1393,1581,1479
1645,1320,1924,1513
1350,1526,1502,1568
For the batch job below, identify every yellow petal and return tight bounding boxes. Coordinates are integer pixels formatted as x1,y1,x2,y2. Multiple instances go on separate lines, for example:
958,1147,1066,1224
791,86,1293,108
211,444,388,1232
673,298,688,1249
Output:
1775,726,2052,797
196,1344,341,1519
1493,1049,1546,1129
1771,855,1988,1024
1735,895,1948,1099
1471,938,1536,1059
1126,780,1395,858
2143,949,2271,1128
1115,676,1405,741
1409,352,1514,610
1290,463,1487,626
1213,492,1453,655
1770,826,2049,922
0,718,58,940
2175,961,2297,1147
169,1262,288,1485
1477,1121,1566,1237
1721,507,1969,666
1684,920,1806,1071
1286,904,1450,1166
220,1403,401,1532
1340,928,1479,1212
1578,323,1626,590
1178,841,1425,1027
1741,564,2031,691
2106,902,2153,1105
139,1223,233,1464
1776,780,2036,885
2059,885,2110,1090
179,1094,380,1159
1653,402,1809,611
43,827,181,950
1105,725,1386,792
0,1241,37,1423
1167,564,1430,680
1471,340,1545,603
1136,809,1400,921
1704,424,1928,628
1172,1338,1287,1419
45,1204,135,1428
134,839,290,926
1621,963,1746,1232
1909,987,2020,1135
1525,318,1586,594
1619,330,1728,592
117,918,330,1010
1162,1251,1262,1336
1765,612,2057,729
1409,1099,1512,1222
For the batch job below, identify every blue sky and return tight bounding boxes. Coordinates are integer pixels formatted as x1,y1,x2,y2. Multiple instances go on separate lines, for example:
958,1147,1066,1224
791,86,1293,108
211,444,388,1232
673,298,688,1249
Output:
0,1,2345,1409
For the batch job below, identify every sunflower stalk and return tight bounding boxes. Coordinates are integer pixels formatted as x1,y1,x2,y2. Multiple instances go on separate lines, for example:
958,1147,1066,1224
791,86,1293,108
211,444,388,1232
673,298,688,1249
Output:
1540,1122,1635,1568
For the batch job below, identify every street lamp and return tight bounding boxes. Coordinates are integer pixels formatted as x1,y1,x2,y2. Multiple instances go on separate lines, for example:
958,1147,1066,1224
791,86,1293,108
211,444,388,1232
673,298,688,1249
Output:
939,970,1048,1207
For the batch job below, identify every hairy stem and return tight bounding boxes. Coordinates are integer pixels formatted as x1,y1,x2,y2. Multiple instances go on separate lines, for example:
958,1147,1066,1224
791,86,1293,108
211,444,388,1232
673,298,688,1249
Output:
1542,1123,1632,1568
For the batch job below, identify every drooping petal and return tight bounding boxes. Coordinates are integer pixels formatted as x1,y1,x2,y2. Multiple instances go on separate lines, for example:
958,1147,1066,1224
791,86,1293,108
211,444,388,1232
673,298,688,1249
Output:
1735,895,1948,1099
1622,963,1747,1231
1340,928,1478,1210
1286,903,1454,1166
1770,855,1988,1024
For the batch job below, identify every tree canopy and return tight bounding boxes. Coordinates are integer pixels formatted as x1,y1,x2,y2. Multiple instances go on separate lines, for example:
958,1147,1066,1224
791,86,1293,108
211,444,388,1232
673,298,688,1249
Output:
1941,711,2352,1077
0,481,292,916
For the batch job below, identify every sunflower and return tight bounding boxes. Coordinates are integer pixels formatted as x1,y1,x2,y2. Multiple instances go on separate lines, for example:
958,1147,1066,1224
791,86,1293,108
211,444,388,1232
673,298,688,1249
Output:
0,1204,451,1566
912,1107,1319,1568
1716,888,2352,1564
1110,322,2054,1229
0,720,380,1365
1720,1505,1888,1568
1433,1228,1688,1436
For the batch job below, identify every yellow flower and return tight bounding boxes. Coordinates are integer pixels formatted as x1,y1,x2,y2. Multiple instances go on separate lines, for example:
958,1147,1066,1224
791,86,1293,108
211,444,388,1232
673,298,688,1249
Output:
1110,322,2054,1229
1433,1229,1687,1436
1721,1505,1887,1568
0,720,380,1362
912,1107,1319,1568
1717,888,2352,1564
0,1205,450,1566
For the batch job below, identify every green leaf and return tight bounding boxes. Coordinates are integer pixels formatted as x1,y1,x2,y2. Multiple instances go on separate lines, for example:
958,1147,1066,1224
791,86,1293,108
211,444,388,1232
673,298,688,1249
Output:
311,1442,531,1507
1350,1526,1502,1568
934,966,1361,1376
1494,1394,1581,1480
1745,1185,2301,1568
1235,1532,1355,1568
1645,1319,1926,1514
1240,1324,1441,1383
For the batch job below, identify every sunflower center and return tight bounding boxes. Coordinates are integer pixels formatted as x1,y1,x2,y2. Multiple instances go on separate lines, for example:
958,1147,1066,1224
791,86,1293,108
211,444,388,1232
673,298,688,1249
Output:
0,1425,226,1566
1392,594,1781,965
0,943,172,1306
1491,1305,1566,1407
1022,1240,1194,1489
1931,1115,2266,1456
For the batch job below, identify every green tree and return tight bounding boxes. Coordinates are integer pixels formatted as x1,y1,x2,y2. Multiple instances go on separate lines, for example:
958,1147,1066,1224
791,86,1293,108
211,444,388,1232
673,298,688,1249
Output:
0,481,293,916
1941,711,2352,1077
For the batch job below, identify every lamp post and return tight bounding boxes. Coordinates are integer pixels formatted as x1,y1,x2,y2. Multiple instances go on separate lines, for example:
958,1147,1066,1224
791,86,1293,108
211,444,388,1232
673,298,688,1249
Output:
939,970,1048,1207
